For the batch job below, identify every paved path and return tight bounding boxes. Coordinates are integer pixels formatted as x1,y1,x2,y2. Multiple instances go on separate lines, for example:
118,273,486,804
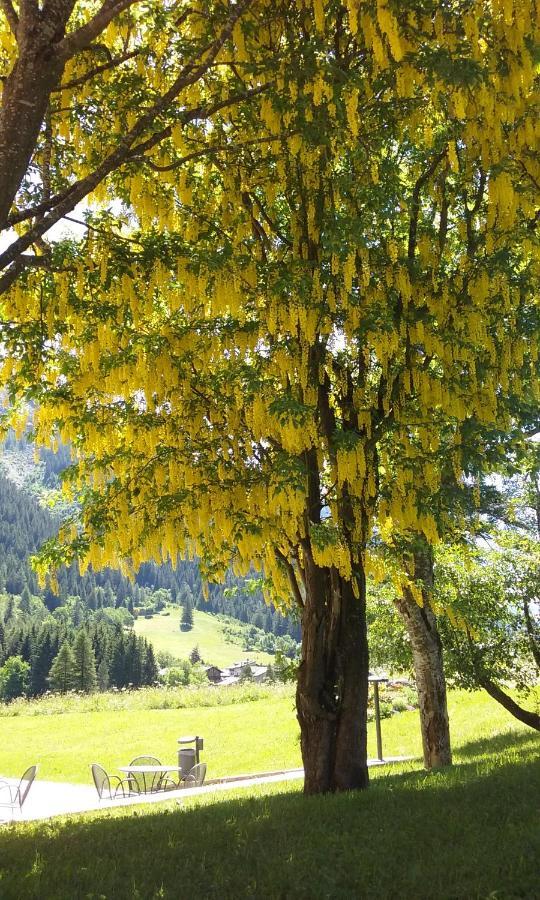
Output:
0,757,413,824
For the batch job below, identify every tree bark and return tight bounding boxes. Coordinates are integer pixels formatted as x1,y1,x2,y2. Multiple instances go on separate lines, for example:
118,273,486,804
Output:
395,547,452,769
0,10,69,228
523,598,540,671
297,554,369,794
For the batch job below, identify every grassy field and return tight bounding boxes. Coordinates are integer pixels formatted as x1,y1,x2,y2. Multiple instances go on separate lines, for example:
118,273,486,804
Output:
134,607,275,667
0,683,536,787
0,690,538,899
0,682,415,784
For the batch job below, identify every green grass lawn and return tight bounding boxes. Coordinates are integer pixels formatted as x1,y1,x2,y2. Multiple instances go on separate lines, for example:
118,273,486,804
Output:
0,684,299,783
0,683,536,788
0,690,538,899
134,607,275,667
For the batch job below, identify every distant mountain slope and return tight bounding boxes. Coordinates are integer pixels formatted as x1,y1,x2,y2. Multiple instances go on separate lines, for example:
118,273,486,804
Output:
0,433,301,641
134,608,276,668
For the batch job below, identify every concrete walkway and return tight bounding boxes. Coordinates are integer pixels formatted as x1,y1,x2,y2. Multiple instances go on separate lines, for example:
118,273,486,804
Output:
0,757,413,824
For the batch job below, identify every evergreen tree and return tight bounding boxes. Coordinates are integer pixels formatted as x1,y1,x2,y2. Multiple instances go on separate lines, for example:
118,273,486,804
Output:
19,631,34,665
103,584,115,608
72,631,97,693
0,619,5,666
189,646,201,665
143,643,158,686
4,595,15,623
19,586,32,615
109,632,126,688
180,599,194,631
31,631,56,696
97,656,110,692
48,641,76,693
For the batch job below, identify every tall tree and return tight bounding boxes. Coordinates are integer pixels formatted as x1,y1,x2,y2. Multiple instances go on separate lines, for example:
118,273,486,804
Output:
143,642,158,686
180,598,194,631
72,630,97,692
0,619,5,665
19,586,32,615
0,655,29,700
97,655,110,692
393,540,452,768
48,640,76,693
5,3,539,793
31,629,57,696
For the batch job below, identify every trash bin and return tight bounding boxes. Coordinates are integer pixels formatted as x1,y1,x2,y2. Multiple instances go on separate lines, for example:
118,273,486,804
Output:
178,747,196,777
178,735,204,764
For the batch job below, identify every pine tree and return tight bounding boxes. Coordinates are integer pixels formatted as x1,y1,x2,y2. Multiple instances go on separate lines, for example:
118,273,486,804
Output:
97,656,110,692
19,632,34,665
72,631,97,693
122,632,140,687
143,643,158,686
48,641,76,693
189,646,201,665
19,586,32,615
4,596,15,623
31,631,56,696
109,632,126,688
180,599,194,631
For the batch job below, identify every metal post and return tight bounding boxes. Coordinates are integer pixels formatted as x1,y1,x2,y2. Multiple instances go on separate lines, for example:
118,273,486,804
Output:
373,680,384,762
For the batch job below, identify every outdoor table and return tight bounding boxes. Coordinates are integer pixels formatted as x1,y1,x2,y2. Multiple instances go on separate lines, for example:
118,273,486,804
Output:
118,765,184,793
369,674,389,762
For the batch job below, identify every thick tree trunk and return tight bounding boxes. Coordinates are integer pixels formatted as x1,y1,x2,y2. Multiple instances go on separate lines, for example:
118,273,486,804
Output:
0,16,67,228
395,547,452,769
297,555,369,794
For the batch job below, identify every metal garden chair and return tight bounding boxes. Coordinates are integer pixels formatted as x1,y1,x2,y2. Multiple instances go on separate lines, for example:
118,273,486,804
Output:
0,765,38,820
127,756,163,794
182,763,207,788
91,763,133,800
162,762,207,792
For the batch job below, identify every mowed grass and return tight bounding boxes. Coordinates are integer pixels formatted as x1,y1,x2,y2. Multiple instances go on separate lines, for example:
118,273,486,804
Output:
0,685,300,783
0,693,538,899
134,607,275,667
0,684,536,788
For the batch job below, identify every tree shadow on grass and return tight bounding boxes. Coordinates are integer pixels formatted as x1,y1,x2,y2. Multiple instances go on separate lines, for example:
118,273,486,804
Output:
0,749,538,900
454,727,540,762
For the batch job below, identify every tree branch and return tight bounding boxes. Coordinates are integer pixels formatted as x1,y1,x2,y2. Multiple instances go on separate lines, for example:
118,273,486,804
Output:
56,48,140,91
275,547,304,608
0,257,32,294
250,192,291,246
478,674,540,730
7,84,269,228
138,132,279,173
408,148,447,260
126,84,269,162
56,0,141,61
0,0,255,280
